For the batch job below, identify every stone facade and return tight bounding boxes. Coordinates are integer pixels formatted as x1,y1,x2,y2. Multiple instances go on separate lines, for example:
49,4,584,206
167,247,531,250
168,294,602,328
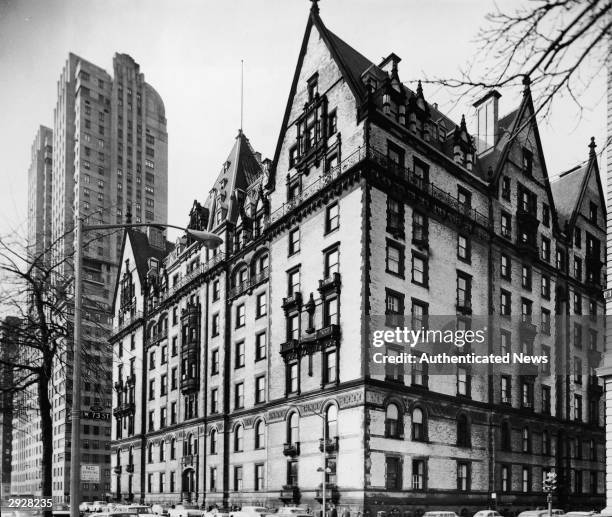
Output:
110,5,605,516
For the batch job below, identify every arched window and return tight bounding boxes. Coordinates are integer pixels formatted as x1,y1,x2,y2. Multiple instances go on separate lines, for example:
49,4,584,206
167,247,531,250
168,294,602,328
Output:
325,405,338,439
147,443,153,463
288,413,299,444
522,427,530,453
412,407,425,441
210,429,217,454
234,424,244,452
457,414,470,447
501,421,511,451
170,438,176,460
385,403,401,438
255,421,265,449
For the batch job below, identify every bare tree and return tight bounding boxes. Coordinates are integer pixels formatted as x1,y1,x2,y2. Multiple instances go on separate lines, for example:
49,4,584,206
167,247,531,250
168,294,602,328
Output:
0,226,116,511
426,0,610,124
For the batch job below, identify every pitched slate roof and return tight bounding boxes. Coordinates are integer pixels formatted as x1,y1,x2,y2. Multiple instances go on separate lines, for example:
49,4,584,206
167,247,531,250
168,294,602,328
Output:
125,228,173,282
550,163,588,228
204,130,263,229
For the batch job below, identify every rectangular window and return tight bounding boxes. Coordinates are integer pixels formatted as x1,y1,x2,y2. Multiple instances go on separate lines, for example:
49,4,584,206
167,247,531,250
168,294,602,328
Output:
255,376,266,404
456,272,472,311
287,312,299,340
457,234,470,262
522,265,532,290
255,464,265,492
521,379,534,408
501,212,512,238
387,197,404,235
541,275,550,299
542,203,550,227
210,349,219,375
541,237,551,262
386,241,404,276
411,253,428,286
324,247,340,278
500,290,511,316
324,350,337,384
325,203,339,233
212,280,220,301
574,257,582,281
501,375,511,404
412,212,428,245
210,389,218,413
324,296,339,326
234,382,244,409
412,459,425,490
500,253,511,280
542,385,551,413
522,467,530,492
287,363,299,394
501,177,511,200
256,292,267,317
457,366,470,396
385,456,402,490
500,331,511,355
287,267,301,296
212,313,220,336
457,462,470,491
233,466,243,491
235,341,245,369
256,332,267,361
289,228,300,255
235,304,245,328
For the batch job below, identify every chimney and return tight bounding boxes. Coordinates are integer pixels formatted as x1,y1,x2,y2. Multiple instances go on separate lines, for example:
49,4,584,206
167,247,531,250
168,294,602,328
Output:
473,90,501,154
254,151,262,163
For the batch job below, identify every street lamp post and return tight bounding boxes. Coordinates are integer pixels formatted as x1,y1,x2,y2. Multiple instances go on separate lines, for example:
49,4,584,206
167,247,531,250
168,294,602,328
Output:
69,219,222,517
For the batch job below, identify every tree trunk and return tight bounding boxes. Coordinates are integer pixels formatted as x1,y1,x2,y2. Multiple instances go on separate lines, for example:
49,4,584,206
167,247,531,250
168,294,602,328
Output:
38,372,53,517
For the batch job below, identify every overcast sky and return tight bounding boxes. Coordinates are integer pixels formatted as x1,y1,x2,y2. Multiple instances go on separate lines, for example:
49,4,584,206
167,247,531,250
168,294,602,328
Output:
0,0,606,241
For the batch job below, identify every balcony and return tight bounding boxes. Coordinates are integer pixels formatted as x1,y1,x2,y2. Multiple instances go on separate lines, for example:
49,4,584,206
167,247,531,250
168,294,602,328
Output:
283,442,300,457
113,401,135,417
181,455,198,467
280,485,300,503
228,268,270,299
113,465,122,474
282,292,303,311
319,436,339,453
516,207,539,227
316,324,340,342
159,252,225,304
519,316,537,340
456,300,472,316
280,339,299,355
115,310,143,335
145,327,168,347
125,464,134,473
180,375,198,394
318,273,341,294
315,484,340,503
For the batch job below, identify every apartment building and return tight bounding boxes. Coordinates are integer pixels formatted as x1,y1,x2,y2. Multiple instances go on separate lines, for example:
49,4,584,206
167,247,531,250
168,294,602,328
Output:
14,52,168,503
110,3,605,515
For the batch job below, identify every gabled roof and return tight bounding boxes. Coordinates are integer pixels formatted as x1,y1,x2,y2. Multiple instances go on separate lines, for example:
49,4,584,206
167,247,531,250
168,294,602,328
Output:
269,4,377,187
550,139,605,230
111,229,173,311
550,163,587,228
204,130,263,229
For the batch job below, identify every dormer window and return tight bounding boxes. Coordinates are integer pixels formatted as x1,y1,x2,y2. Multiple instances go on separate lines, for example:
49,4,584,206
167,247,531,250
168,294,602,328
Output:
307,74,318,102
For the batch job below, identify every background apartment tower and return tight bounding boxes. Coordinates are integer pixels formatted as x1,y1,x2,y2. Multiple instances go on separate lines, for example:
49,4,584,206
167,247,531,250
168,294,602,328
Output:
27,126,53,262
11,52,168,503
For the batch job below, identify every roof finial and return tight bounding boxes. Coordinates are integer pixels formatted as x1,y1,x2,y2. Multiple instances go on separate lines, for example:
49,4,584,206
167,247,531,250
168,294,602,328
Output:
416,80,423,97
240,59,244,133
589,136,596,157
310,0,319,15
522,74,531,93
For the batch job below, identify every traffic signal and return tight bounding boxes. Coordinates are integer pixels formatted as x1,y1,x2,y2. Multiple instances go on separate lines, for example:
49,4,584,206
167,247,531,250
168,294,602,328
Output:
543,472,557,493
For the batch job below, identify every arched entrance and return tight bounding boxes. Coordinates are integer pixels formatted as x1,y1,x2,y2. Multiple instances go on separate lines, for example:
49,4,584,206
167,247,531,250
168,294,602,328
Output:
181,468,196,502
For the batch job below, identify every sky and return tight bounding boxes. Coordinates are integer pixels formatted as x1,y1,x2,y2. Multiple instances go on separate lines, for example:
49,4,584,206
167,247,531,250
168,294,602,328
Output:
0,0,606,241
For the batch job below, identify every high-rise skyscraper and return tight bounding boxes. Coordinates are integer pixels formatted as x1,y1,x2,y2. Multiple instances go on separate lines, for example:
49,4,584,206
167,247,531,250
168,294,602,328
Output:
14,52,168,504
27,126,53,262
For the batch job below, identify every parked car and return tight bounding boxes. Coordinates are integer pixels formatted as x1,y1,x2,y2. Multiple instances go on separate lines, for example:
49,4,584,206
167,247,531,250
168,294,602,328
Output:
114,505,153,515
276,508,310,517
81,503,95,513
473,511,502,517
422,512,459,517
230,507,271,517
566,513,596,517
91,502,108,512
151,505,169,517
169,506,206,517
518,510,564,517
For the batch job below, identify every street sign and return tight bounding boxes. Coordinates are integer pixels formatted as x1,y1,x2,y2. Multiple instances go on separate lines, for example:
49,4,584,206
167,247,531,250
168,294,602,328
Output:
81,465,100,482
491,493,497,499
